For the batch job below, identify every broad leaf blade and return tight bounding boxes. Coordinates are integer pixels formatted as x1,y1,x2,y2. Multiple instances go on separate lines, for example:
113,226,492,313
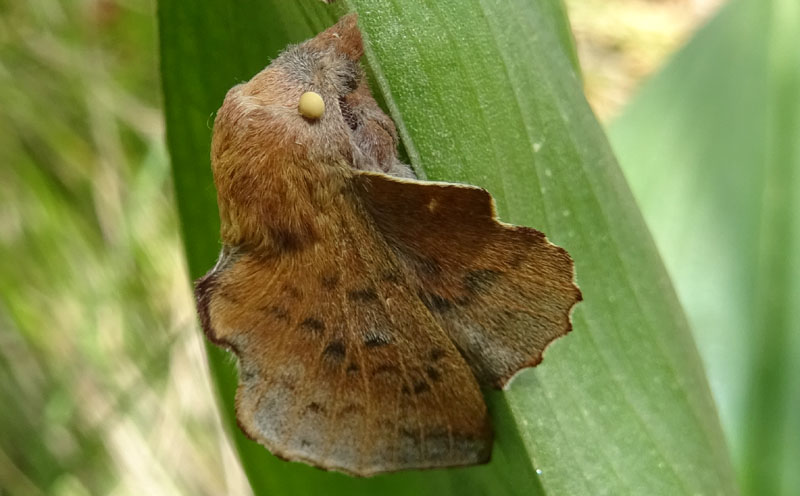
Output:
609,0,800,494
159,0,737,494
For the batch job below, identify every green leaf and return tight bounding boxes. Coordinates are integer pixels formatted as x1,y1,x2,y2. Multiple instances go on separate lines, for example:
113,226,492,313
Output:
158,0,737,494
608,0,800,494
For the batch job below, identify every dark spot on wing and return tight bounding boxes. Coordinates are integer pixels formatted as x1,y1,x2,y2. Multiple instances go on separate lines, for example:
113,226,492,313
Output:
269,227,306,253
347,287,378,302
300,317,325,334
323,340,346,362
346,363,360,374
413,380,430,394
464,269,502,294
321,272,340,289
425,365,441,382
305,402,325,414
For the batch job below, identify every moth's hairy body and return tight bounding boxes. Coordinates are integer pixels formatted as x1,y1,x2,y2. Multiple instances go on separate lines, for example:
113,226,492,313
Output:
196,14,581,477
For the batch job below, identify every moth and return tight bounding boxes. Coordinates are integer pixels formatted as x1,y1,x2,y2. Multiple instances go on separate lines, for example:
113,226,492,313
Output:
195,14,581,477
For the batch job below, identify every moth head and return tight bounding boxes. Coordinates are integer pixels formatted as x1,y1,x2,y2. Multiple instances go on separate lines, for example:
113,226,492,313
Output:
212,14,401,175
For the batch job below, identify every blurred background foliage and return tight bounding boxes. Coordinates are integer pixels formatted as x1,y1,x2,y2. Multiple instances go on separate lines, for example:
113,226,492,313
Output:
609,0,800,493
1,0,797,494
0,0,248,494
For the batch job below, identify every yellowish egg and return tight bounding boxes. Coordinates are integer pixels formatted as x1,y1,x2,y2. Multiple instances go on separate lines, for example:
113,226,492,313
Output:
298,91,325,119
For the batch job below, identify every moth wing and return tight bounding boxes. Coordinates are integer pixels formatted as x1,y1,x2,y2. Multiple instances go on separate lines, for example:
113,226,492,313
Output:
353,171,582,388
195,228,491,476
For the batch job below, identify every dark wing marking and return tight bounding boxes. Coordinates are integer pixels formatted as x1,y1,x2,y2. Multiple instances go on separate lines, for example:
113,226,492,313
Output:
195,195,491,476
354,171,581,387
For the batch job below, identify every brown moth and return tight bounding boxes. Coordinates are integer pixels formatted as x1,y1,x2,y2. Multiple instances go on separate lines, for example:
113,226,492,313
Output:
195,14,581,477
